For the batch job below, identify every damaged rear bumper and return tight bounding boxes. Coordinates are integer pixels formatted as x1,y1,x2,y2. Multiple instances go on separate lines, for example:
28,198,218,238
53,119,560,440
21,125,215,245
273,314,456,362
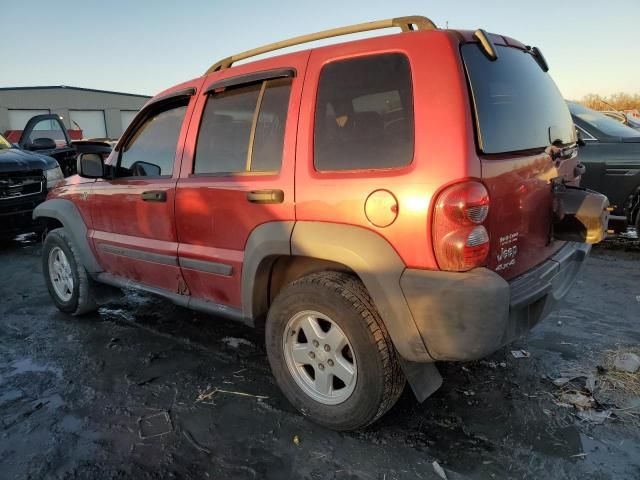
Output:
400,242,590,362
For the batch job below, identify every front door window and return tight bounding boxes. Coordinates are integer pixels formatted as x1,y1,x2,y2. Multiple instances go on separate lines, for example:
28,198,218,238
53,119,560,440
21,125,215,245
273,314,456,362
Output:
117,104,187,177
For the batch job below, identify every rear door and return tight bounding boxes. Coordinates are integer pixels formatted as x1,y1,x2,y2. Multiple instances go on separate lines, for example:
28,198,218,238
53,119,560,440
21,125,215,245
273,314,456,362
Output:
175,53,308,308
462,41,579,279
90,84,200,291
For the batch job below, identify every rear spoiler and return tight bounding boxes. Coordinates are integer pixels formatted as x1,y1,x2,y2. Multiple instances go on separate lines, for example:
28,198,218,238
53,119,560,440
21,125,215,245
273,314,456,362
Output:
472,29,549,71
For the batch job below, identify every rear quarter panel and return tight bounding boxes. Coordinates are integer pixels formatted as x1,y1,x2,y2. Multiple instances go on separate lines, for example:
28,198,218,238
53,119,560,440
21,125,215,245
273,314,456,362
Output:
295,31,478,270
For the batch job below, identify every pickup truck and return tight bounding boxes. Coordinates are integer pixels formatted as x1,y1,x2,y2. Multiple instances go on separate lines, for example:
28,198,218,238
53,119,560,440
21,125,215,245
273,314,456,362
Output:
0,114,111,239
3,113,112,177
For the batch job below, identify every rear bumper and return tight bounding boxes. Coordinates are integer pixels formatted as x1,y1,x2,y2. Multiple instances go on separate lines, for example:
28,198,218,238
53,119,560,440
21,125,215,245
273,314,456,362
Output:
400,242,590,361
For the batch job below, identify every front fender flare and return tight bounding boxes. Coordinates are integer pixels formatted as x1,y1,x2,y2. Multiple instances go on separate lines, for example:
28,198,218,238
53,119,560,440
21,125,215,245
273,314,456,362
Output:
33,199,102,274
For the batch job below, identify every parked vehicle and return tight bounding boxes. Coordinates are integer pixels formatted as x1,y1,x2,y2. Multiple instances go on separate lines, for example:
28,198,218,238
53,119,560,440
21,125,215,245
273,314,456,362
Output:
35,16,608,430
0,132,64,239
601,110,640,130
5,114,112,177
569,101,640,233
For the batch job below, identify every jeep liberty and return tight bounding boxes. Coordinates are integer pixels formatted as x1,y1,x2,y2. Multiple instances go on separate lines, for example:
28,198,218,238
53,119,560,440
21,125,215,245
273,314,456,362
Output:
35,16,608,430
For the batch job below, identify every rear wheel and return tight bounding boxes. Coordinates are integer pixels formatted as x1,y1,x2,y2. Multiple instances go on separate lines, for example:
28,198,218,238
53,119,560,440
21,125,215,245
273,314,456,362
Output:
42,228,97,316
265,271,405,430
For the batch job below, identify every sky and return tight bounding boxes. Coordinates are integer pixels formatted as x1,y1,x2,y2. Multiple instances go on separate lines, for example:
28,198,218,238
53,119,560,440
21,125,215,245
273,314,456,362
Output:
2,0,639,100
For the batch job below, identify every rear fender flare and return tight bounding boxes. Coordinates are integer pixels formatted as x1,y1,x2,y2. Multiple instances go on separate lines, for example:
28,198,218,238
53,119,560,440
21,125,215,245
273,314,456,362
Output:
289,222,432,362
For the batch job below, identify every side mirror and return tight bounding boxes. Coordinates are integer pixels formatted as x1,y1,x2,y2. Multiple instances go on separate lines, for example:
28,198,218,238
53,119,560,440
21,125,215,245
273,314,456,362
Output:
575,128,586,147
130,161,161,177
28,137,57,151
78,153,105,178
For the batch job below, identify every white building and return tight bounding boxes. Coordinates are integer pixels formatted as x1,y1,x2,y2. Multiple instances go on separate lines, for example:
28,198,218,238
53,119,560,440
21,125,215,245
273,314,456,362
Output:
0,85,151,140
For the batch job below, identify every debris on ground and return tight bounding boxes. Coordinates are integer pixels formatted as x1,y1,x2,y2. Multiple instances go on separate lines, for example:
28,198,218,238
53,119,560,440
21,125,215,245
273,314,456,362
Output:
552,374,587,387
138,411,173,439
480,360,507,369
511,350,530,359
599,348,640,397
561,392,595,409
549,347,640,425
196,386,269,403
576,409,612,424
613,352,640,374
293,435,300,446
221,337,254,349
432,460,447,479
183,430,212,454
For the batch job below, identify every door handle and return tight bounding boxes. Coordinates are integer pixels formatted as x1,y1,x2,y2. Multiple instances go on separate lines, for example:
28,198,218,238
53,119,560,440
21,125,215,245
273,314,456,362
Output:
141,190,167,202
246,189,284,204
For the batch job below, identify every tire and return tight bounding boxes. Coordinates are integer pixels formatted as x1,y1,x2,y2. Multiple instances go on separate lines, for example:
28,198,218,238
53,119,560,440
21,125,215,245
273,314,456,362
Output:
42,228,97,316
265,271,405,430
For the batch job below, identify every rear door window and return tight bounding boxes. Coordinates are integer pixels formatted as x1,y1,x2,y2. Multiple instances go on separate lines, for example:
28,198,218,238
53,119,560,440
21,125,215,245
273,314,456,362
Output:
462,44,575,154
194,78,292,174
314,53,414,171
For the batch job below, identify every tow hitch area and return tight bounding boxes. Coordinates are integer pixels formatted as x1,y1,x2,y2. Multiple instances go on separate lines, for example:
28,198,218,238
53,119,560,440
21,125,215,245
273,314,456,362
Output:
553,184,609,244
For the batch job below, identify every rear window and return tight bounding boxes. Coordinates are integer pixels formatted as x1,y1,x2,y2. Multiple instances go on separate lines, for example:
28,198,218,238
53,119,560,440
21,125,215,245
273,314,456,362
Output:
314,53,414,171
462,44,575,154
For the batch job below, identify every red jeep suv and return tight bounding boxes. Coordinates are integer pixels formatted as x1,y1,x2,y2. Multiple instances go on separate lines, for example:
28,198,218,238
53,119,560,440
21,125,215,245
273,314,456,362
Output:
35,16,607,430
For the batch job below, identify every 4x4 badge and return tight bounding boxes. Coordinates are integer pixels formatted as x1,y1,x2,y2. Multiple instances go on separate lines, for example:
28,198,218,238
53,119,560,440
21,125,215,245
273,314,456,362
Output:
80,191,89,201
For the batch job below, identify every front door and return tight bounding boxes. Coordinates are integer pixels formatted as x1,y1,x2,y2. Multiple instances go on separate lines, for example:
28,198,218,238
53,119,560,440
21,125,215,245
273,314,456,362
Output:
90,86,200,292
175,52,308,308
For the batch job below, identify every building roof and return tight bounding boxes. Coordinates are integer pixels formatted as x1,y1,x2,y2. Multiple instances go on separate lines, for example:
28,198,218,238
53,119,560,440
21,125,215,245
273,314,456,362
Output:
0,85,151,99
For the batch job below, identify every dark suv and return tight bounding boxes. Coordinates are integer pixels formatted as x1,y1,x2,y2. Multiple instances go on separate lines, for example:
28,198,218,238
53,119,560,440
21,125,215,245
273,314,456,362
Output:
35,16,607,430
569,101,640,233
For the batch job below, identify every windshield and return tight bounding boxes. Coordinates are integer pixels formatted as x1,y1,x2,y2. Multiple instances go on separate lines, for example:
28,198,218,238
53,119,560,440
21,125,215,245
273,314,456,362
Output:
0,134,12,149
568,102,640,138
462,44,575,154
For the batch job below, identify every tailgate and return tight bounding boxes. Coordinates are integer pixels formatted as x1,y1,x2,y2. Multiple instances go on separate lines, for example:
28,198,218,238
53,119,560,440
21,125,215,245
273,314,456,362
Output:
461,39,578,280
481,151,578,279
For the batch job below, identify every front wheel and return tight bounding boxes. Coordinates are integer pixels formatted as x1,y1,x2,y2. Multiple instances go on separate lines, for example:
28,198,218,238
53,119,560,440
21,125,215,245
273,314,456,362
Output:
265,272,405,430
42,228,97,316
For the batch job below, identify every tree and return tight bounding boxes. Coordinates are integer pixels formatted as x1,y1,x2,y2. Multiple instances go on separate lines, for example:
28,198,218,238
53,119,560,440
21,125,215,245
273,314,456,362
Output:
578,92,640,113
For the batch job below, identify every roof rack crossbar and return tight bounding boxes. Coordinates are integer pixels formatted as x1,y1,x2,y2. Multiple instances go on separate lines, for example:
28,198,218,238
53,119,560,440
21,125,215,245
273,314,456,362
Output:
205,15,437,74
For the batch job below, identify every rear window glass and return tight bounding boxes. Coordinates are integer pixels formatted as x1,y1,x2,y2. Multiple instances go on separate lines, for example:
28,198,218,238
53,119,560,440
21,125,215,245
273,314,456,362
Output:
314,53,414,171
462,44,575,154
568,102,640,139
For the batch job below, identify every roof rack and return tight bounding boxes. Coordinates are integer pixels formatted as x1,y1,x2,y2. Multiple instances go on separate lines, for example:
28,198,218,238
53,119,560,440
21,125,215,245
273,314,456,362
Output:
204,15,437,74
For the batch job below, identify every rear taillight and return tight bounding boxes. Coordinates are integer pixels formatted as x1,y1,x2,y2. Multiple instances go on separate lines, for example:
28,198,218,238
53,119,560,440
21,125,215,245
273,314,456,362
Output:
433,181,490,272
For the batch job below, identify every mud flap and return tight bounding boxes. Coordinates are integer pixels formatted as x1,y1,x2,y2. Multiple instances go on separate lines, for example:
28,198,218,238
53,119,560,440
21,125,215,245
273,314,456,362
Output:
397,357,443,403
553,184,609,244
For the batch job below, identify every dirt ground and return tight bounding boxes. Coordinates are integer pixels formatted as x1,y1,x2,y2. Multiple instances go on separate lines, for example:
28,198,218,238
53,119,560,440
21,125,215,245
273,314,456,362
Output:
1,235,639,480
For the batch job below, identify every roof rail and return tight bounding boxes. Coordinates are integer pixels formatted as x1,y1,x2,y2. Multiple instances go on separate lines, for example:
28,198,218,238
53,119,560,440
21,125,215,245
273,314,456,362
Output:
204,15,437,74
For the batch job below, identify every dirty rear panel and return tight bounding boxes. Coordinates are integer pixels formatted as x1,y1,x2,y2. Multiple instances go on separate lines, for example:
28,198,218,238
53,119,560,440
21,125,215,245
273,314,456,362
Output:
461,40,579,280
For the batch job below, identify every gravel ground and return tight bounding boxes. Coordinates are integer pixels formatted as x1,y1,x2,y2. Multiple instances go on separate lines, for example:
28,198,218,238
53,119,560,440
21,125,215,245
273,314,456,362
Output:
0,235,639,479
